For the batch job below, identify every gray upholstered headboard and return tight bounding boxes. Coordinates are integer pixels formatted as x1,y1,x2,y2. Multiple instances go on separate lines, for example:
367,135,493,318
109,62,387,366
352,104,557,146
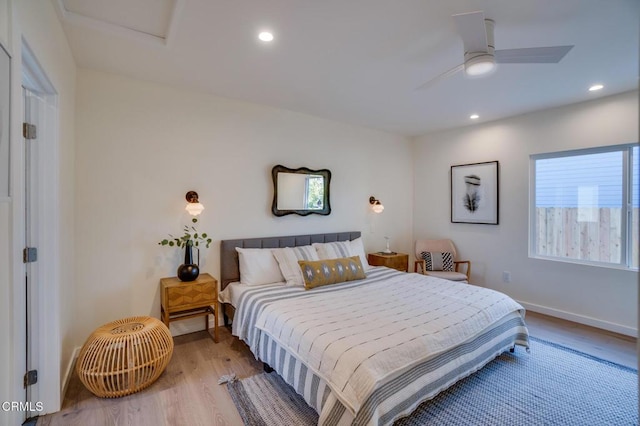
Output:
220,231,361,290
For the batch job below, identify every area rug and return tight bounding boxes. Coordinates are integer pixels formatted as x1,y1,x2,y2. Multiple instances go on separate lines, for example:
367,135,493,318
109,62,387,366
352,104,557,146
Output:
226,337,637,425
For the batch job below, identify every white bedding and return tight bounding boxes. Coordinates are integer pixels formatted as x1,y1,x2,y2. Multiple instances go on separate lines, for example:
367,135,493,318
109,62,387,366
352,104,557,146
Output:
256,270,524,416
219,280,285,307
230,267,529,425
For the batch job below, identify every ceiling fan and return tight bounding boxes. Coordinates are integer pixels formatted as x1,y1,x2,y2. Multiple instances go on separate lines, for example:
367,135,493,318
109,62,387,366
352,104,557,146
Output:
417,11,574,90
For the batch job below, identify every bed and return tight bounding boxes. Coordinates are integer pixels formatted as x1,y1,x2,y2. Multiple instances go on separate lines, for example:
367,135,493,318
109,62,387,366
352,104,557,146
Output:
220,231,529,426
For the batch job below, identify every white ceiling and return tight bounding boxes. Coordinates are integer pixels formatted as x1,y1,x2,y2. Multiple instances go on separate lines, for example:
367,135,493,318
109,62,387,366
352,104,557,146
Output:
53,0,639,137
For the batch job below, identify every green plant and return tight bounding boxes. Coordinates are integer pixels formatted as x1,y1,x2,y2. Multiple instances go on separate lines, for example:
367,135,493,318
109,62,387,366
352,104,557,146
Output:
158,218,212,249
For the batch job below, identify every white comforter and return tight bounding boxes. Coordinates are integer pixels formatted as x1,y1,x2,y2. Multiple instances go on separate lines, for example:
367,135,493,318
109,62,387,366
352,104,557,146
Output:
253,270,525,417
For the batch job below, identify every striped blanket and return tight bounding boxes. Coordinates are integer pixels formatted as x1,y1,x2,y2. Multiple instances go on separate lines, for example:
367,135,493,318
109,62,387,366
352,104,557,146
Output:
232,267,529,426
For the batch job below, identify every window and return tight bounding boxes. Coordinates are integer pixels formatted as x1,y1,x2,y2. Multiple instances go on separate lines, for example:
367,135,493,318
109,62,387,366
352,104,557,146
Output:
303,175,324,210
530,144,639,269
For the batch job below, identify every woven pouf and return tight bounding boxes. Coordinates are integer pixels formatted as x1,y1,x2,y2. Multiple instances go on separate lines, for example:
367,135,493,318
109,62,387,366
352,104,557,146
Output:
76,316,174,398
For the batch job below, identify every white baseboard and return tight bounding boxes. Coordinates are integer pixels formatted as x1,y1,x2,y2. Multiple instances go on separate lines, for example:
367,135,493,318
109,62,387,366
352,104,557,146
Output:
518,301,638,338
169,317,207,336
61,346,81,402
167,311,222,337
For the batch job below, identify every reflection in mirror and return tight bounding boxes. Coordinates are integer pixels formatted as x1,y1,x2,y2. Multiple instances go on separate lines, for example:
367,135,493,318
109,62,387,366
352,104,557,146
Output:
277,173,324,210
272,165,331,216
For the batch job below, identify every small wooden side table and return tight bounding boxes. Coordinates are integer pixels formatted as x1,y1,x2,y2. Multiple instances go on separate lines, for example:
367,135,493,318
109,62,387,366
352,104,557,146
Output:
160,273,219,343
367,252,409,272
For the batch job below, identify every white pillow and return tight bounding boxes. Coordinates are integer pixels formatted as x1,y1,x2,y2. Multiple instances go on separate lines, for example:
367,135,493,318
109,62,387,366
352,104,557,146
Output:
348,237,371,270
313,240,351,259
313,238,371,270
272,245,319,287
236,247,284,286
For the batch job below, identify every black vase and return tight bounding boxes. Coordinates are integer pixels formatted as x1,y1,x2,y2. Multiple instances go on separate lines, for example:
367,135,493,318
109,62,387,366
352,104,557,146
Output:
177,244,200,282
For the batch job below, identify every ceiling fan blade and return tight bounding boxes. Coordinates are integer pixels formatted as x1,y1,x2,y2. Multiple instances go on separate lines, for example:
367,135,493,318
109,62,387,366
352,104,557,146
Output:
495,45,574,63
452,11,488,54
415,64,464,91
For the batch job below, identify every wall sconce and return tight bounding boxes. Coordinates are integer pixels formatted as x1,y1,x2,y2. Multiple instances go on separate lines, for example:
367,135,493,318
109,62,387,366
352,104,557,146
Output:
369,196,384,213
185,191,205,216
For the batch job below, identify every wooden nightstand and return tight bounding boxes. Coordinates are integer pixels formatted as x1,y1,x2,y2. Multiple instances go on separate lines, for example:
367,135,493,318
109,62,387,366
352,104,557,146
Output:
367,252,409,272
160,273,219,343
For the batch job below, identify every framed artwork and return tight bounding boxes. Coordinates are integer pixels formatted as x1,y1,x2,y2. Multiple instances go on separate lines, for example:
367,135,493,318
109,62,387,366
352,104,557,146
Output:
451,161,499,225
0,43,9,199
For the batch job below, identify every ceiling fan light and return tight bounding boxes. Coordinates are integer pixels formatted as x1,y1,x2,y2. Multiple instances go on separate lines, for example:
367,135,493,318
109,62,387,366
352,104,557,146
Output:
464,54,496,76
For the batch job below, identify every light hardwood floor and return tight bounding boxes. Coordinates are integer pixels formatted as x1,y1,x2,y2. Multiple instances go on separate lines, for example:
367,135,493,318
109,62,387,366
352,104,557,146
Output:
38,312,637,425
524,311,636,369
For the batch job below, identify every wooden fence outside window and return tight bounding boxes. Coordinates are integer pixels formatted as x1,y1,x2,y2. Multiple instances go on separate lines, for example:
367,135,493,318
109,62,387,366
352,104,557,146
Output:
535,207,639,268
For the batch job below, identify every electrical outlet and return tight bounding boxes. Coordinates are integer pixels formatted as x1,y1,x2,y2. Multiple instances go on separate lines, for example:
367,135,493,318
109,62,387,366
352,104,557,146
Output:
502,271,511,283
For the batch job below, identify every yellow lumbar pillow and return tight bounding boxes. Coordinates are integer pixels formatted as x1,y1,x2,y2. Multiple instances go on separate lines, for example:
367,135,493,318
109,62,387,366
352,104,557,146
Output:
298,256,366,290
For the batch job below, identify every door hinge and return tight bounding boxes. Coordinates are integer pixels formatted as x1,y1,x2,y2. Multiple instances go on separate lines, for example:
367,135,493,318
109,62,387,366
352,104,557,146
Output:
23,370,37,388
23,247,37,263
23,122,37,140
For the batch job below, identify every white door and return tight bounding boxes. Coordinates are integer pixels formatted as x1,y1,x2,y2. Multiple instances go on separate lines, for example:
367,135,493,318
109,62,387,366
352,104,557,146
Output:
17,41,61,421
22,86,42,422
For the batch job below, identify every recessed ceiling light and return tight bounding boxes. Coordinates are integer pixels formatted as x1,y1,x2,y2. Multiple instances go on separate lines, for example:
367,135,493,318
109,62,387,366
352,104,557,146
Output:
588,84,604,92
258,31,274,42
470,114,479,120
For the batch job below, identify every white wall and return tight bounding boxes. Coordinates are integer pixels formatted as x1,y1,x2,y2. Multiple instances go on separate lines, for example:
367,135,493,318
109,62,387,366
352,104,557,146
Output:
413,90,639,335
74,69,413,342
0,0,76,422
